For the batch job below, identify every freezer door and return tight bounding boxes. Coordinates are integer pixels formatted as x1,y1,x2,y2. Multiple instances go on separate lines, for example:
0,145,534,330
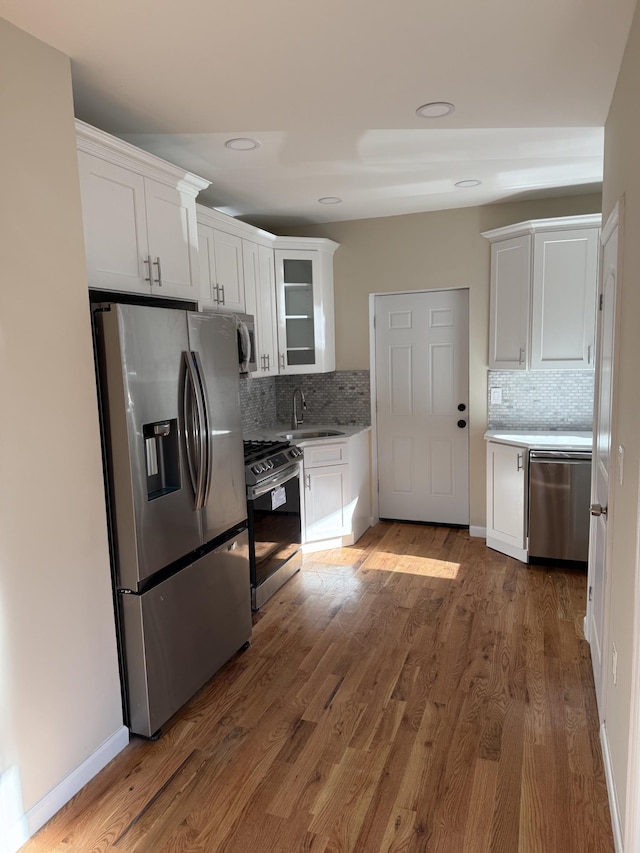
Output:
119,529,251,737
98,304,201,588
188,312,247,542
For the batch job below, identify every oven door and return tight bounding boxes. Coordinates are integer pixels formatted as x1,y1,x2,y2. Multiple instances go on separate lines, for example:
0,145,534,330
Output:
247,463,301,592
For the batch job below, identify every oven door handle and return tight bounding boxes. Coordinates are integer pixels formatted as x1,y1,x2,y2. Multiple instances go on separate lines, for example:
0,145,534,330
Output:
248,464,300,500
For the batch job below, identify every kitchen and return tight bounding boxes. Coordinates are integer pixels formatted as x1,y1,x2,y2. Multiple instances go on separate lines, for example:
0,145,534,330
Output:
3,4,640,852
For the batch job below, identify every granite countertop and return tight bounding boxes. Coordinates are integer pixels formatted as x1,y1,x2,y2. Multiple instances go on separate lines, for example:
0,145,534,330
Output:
245,423,371,444
484,429,593,451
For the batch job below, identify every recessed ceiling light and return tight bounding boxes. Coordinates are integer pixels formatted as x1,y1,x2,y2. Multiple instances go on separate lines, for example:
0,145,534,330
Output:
225,137,260,151
416,101,455,119
455,179,482,188
318,196,342,204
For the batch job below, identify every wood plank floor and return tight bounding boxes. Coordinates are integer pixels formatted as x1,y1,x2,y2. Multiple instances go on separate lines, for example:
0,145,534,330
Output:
24,523,614,852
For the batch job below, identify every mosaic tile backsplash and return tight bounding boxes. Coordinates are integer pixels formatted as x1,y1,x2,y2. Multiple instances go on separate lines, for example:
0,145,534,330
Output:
276,371,372,426
240,370,372,433
487,370,594,430
239,374,277,433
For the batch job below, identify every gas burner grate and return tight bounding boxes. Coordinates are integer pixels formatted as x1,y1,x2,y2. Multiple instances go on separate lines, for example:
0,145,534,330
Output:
243,439,291,465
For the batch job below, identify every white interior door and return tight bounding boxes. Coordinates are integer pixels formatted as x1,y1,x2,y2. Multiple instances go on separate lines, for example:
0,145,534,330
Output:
588,208,619,716
374,289,469,525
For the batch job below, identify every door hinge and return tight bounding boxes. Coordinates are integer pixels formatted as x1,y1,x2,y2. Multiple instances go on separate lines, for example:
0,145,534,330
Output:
588,585,593,602
599,294,604,311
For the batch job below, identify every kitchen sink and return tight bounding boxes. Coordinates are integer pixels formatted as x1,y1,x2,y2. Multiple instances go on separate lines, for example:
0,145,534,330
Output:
277,429,345,440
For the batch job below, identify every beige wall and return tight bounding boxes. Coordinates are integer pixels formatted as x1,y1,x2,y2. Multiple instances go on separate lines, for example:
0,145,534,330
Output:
0,17,122,825
600,0,640,836
285,193,601,527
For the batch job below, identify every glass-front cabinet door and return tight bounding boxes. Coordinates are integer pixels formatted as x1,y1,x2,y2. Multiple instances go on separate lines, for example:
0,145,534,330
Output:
274,244,337,374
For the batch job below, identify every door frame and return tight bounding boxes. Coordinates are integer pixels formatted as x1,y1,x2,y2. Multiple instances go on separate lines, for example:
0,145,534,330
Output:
585,199,625,850
586,200,623,688
368,287,470,526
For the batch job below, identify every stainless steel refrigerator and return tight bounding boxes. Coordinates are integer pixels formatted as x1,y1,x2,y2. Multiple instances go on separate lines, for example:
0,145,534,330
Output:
94,303,251,738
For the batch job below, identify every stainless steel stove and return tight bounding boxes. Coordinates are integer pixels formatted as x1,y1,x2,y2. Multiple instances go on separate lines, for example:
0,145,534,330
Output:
244,439,303,487
243,439,304,609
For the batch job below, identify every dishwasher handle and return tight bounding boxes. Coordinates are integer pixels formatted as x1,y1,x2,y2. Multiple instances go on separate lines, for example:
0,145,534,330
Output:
529,450,592,462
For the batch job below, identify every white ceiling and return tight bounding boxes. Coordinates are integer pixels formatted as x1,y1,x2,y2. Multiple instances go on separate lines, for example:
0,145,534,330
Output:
0,0,635,228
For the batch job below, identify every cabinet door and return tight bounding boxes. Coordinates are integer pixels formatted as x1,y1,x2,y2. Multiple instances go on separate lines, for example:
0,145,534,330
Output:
274,249,335,374
213,230,245,312
304,463,350,542
77,152,149,293
486,442,527,557
197,223,218,309
257,245,278,376
489,235,531,369
530,228,599,370
243,242,278,376
145,179,199,300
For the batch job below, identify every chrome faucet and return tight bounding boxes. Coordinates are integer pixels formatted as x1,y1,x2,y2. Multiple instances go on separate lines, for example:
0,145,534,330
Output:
291,387,307,429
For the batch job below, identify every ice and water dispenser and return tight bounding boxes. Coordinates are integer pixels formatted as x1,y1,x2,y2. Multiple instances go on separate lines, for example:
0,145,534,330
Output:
143,419,180,500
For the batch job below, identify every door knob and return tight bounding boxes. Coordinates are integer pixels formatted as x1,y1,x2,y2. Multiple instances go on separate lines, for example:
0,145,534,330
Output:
590,503,608,517
457,419,467,429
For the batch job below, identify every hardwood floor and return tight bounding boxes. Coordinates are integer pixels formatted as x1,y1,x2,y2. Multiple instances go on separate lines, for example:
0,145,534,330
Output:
25,523,614,852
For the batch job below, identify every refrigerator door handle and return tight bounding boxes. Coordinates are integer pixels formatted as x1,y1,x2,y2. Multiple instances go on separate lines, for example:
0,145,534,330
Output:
191,351,212,508
182,352,207,509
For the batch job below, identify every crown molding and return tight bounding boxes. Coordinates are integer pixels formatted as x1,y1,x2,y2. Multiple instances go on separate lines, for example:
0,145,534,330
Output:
482,213,602,242
75,119,210,196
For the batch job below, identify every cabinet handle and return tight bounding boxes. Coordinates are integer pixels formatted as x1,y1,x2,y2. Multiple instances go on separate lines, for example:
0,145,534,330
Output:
517,452,523,471
265,354,270,371
219,284,225,305
306,474,311,490
144,255,153,283
519,347,525,365
280,353,286,370
588,344,592,364
153,257,162,286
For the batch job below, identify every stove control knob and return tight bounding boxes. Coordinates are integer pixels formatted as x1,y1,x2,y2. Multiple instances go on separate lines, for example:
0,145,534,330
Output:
266,460,274,470
251,464,260,475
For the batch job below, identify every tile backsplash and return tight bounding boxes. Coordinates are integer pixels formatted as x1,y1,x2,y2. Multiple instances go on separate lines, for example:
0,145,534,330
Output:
276,371,371,426
239,370,372,433
488,370,594,430
239,374,277,433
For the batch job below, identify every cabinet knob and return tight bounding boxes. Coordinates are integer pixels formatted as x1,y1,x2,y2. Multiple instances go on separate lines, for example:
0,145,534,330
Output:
457,419,467,429
457,403,466,412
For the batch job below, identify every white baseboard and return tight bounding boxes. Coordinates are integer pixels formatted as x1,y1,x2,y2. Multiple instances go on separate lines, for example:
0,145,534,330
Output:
601,722,624,852
24,725,129,844
469,525,486,538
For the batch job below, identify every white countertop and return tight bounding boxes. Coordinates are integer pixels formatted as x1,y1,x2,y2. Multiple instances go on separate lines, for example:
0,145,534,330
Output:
484,429,593,451
245,423,371,444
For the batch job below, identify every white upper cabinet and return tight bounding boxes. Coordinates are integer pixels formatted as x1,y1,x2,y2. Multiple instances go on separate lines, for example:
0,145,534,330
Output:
243,241,278,376
196,206,245,312
488,235,531,370
530,228,599,370
274,239,339,375
483,214,601,370
76,120,208,300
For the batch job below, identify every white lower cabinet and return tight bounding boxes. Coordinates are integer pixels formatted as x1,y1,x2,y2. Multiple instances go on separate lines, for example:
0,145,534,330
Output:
301,430,371,549
486,440,528,562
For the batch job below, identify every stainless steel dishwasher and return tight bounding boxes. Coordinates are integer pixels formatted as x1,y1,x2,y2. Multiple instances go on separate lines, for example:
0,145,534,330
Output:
528,450,592,562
